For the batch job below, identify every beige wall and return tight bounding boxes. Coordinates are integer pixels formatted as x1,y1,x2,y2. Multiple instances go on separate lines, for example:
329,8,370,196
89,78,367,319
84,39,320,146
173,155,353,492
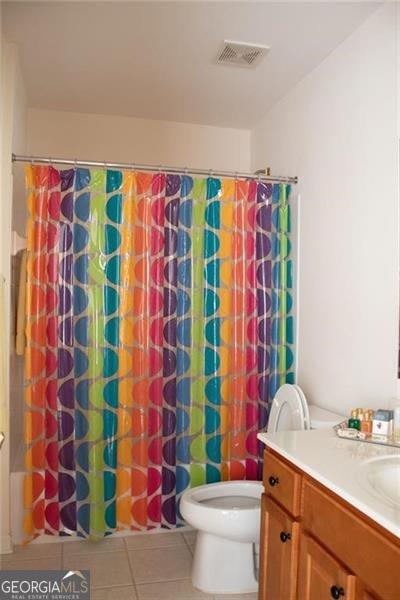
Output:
26,108,251,171
11,53,27,237
19,107,251,244
252,4,399,414
9,48,27,481
0,38,27,554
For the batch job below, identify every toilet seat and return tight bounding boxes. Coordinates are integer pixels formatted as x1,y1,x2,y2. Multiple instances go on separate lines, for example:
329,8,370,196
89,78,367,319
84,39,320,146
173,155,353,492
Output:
293,384,311,430
200,495,260,510
181,480,263,543
182,481,262,510
267,384,307,433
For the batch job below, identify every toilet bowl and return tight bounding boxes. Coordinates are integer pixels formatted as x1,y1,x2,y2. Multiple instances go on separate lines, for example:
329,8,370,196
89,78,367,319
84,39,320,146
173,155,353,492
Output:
181,384,345,595
180,480,263,594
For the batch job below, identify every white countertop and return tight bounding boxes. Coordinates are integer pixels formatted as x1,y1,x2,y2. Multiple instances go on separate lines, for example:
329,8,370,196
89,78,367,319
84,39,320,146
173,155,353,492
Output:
257,428,400,538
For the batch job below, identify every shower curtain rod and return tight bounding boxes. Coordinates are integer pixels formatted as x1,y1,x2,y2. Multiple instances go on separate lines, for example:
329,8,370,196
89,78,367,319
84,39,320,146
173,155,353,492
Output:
12,153,298,185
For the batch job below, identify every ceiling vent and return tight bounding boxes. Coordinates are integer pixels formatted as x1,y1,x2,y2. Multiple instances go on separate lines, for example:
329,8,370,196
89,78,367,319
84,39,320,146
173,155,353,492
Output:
216,40,270,68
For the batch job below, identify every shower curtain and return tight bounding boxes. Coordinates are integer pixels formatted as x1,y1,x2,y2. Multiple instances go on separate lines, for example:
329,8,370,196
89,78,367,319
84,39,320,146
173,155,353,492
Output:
23,164,294,539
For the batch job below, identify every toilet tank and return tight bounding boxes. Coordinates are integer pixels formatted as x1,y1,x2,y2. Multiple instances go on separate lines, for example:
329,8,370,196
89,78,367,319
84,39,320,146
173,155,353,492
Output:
308,405,345,429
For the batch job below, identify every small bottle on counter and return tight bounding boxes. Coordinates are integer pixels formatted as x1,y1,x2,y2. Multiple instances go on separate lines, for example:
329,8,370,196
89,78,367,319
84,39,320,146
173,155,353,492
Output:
360,410,372,434
348,409,361,430
372,409,393,437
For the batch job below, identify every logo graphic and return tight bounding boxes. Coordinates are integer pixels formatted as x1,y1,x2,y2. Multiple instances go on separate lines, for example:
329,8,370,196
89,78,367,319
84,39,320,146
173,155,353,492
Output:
0,569,90,600
63,571,87,580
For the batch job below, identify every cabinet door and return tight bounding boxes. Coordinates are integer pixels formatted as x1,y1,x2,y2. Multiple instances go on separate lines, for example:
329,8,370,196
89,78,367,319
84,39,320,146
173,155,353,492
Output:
298,533,356,600
258,494,299,600
302,480,400,599
356,586,379,600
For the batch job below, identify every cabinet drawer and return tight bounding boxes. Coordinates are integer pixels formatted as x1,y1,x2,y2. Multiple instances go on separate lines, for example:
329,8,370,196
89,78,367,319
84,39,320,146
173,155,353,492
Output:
298,533,356,600
259,495,300,600
263,450,302,516
302,479,400,599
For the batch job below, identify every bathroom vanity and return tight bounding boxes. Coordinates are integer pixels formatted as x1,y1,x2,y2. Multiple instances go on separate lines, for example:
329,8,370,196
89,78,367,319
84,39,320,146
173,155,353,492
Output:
257,429,400,599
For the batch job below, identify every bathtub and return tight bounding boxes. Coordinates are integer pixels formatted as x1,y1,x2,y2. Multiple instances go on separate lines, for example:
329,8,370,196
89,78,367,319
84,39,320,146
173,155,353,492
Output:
9,444,193,546
10,442,26,545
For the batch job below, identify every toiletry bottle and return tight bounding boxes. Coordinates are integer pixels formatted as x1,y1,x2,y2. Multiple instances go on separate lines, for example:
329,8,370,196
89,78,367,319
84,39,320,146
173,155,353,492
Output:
360,411,372,434
348,409,361,430
388,410,394,436
368,410,375,426
372,409,392,436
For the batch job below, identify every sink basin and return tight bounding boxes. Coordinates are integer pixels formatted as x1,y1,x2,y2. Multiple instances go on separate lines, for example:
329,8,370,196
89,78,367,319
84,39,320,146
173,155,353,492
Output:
359,455,400,509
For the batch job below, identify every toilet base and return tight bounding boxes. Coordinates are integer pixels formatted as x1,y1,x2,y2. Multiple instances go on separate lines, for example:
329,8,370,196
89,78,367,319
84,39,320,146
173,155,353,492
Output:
191,531,258,595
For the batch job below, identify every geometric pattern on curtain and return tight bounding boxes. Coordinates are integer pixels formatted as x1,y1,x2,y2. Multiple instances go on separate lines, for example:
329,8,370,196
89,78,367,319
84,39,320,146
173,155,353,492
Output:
23,165,294,539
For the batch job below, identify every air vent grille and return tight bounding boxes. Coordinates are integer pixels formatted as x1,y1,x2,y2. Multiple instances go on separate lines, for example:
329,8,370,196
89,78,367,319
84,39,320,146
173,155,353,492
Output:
216,40,270,68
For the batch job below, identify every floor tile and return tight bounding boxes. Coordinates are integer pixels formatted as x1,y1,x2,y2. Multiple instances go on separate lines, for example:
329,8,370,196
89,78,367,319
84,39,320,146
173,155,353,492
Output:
125,531,185,550
183,530,197,545
91,586,137,600
63,537,125,556
63,551,132,589
2,542,62,561
214,594,258,599
128,545,192,584
0,557,62,570
136,579,211,599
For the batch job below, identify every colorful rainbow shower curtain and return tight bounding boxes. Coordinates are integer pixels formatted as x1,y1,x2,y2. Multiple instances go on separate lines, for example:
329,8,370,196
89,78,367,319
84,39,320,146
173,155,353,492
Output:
23,164,294,539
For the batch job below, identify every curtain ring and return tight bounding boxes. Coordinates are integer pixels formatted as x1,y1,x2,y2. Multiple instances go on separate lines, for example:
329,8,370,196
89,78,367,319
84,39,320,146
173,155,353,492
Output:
184,166,188,175
208,169,213,177
158,165,162,173
131,162,135,172
30,155,34,165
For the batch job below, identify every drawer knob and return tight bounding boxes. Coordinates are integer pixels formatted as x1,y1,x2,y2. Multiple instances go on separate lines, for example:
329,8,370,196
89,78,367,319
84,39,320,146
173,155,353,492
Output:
279,531,291,543
268,476,279,487
330,586,345,599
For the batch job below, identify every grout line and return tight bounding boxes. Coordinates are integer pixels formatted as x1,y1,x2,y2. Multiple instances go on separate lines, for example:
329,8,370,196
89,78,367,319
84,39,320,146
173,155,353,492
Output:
135,576,194,585
2,555,63,567
183,537,194,557
63,549,127,558
125,543,187,550
90,585,137,591
123,537,140,600
92,583,134,591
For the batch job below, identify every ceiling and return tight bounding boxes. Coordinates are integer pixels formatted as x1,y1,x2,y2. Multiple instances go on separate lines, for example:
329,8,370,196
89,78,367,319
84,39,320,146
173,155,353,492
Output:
3,1,379,129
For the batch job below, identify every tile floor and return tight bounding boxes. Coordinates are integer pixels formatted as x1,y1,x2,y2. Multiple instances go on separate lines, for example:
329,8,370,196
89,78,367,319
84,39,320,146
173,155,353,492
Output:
0,530,258,600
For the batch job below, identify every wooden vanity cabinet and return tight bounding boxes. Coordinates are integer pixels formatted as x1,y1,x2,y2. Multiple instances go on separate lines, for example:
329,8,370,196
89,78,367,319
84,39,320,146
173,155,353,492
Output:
259,449,400,600
298,533,356,600
259,494,299,600
263,450,302,516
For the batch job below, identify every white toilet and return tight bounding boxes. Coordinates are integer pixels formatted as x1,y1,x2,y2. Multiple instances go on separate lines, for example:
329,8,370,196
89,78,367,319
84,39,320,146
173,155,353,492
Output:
180,384,345,595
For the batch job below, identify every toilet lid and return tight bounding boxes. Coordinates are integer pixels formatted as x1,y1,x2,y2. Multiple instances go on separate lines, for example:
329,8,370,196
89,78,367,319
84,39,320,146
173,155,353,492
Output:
267,384,307,433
